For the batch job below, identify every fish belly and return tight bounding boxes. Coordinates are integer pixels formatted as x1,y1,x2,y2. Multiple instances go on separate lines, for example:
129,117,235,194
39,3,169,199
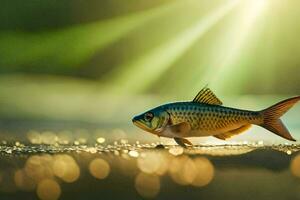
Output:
189,123,247,137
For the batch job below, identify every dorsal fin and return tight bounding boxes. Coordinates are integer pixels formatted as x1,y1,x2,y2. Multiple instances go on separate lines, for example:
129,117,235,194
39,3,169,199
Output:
193,87,223,105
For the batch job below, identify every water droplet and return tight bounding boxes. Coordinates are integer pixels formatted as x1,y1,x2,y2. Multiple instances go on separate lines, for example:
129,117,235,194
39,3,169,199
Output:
129,150,139,158
96,137,105,144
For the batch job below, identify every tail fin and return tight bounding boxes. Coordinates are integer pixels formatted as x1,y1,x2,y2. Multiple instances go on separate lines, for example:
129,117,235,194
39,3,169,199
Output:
260,96,300,141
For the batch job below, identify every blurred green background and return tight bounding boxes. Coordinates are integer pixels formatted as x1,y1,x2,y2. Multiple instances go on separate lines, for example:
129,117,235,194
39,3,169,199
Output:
0,0,299,142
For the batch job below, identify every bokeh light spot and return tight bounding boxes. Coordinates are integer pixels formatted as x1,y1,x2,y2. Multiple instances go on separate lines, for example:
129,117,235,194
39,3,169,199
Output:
290,153,300,178
14,169,36,191
25,155,54,182
129,150,139,158
53,155,80,183
137,152,166,174
168,147,184,156
135,173,160,199
96,137,106,144
89,158,110,179
191,157,214,187
37,179,61,200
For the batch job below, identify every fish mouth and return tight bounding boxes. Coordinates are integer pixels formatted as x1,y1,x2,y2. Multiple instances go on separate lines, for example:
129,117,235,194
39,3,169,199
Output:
132,120,147,130
132,118,153,133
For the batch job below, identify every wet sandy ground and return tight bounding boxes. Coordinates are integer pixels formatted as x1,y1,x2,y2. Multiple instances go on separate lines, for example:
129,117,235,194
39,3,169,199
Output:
0,142,300,200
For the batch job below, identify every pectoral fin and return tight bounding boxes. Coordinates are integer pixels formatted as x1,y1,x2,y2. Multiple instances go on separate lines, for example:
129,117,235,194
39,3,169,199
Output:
213,124,252,140
167,122,191,136
174,138,193,148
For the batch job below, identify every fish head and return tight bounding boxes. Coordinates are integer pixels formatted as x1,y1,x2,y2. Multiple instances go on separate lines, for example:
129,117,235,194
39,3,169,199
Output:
132,106,169,135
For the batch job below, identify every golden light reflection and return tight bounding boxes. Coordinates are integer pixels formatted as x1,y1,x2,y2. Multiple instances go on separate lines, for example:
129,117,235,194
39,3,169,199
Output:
57,131,73,145
187,146,254,156
53,154,80,183
96,137,106,144
27,130,42,144
37,179,61,200
89,158,110,179
74,129,89,144
290,153,300,178
169,155,214,186
128,150,139,158
168,147,184,156
14,169,36,191
93,129,106,143
135,173,160,199
25,155,54,182
154,157,169,176
169,156,195,185
191,157,214,187
184,158,199,184
41,132,57,145
0,141,222,199
3,153,82,199
86,147,97,154
137,152,167,175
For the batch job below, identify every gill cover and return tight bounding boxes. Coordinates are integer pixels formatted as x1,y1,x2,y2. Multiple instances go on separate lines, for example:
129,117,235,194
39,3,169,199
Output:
132,106,170,134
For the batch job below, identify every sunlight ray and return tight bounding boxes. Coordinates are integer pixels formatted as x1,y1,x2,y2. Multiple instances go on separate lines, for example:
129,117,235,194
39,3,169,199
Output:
109,0,240,94
198,0,268,94
0,0,182,70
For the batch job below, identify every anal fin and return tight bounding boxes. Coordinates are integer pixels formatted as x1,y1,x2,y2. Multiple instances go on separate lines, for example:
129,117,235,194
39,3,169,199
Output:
213,124,252,140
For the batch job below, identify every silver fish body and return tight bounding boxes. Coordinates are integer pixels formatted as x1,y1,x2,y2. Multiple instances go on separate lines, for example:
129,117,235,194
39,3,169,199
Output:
163,102,261,137
132,87,299,146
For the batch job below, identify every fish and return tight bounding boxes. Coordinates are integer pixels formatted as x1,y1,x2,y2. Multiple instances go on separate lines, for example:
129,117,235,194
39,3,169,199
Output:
132,87,300,147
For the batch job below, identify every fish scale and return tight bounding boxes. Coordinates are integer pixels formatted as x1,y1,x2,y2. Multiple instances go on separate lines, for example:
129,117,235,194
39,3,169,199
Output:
166,102,261,133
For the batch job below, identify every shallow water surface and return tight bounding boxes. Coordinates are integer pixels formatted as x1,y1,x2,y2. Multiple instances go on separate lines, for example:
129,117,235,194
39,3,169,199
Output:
0,142,300,200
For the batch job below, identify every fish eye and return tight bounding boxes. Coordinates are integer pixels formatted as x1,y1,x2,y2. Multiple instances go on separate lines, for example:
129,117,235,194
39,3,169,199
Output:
144,112,154,122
